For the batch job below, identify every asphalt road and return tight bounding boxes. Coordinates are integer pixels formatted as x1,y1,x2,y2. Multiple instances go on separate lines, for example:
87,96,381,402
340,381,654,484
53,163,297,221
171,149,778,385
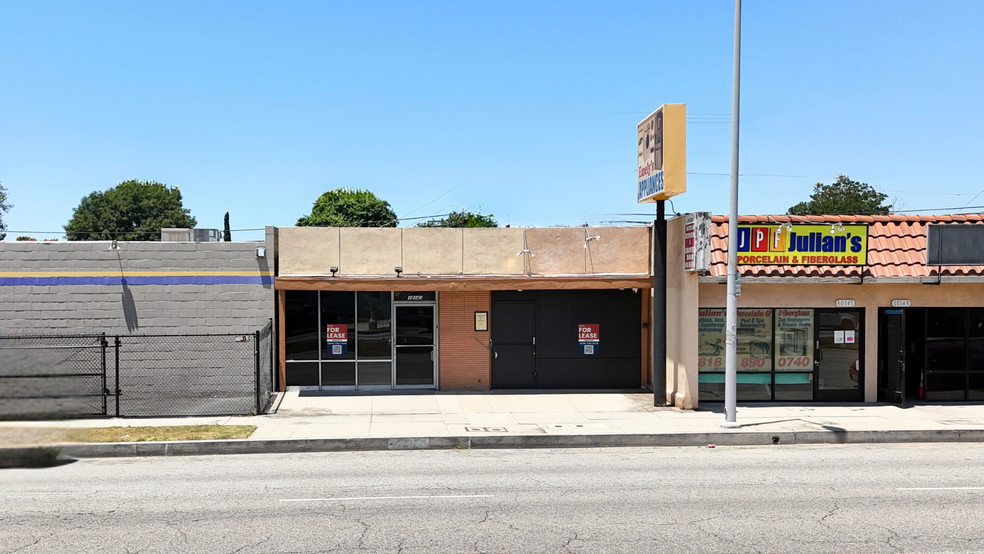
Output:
2,443,984,553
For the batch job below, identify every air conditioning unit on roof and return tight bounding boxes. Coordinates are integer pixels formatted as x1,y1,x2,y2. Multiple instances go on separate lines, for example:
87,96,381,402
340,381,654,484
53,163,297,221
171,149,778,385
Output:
193,228,221,242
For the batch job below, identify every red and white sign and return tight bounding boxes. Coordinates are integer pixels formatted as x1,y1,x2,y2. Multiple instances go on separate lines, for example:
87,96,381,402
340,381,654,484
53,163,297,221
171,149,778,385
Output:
325,324,347,340
326,324,348,355
578,324,600,355
578,324,599,341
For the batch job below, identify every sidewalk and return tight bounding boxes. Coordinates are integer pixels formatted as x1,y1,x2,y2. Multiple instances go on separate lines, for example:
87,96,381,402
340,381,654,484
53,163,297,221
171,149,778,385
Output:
4,391,984,460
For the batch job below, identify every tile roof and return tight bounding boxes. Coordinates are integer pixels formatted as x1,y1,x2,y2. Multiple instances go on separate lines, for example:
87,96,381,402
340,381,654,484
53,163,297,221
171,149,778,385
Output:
709,214,984,280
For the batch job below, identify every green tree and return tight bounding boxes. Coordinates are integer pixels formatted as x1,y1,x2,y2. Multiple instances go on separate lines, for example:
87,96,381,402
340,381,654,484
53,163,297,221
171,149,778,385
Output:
416,209,497,228
64,179,197,241
223,212,232,241
788,174,891,216
297,188,397,227
0,182,11,240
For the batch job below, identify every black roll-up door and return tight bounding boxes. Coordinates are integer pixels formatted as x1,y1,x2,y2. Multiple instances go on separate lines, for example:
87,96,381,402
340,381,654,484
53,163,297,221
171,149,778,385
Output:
490,289,642,389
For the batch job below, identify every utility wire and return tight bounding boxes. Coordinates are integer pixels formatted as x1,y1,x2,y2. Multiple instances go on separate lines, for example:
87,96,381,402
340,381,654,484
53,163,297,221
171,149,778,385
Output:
8,211,464,238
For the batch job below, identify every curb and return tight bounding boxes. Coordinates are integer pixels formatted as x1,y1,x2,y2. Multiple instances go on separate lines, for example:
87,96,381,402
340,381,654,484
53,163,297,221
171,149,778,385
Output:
4,428,976,459
0,446,64,468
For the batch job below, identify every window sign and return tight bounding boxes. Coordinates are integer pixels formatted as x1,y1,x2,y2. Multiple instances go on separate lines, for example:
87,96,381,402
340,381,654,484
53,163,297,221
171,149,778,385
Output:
326,324,348,355
698,309,774,371
737,309,773,371
578,324,600,355
775,309,814,371
698,309,726,370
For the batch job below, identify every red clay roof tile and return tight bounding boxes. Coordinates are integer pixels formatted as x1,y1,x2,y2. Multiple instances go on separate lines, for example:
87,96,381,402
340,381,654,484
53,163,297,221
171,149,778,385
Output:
708,214,984,279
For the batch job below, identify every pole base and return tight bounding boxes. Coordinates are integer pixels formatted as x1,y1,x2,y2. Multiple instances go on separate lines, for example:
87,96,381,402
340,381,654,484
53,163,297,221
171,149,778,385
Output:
720,421,742,429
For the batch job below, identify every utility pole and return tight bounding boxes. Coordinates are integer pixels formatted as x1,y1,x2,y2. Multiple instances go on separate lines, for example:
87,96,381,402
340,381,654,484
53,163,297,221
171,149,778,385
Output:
722,0,742,428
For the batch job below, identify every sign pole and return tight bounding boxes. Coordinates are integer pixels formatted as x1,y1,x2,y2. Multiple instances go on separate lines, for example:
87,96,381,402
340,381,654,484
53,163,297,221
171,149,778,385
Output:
653,200,666,406
722,0,742,428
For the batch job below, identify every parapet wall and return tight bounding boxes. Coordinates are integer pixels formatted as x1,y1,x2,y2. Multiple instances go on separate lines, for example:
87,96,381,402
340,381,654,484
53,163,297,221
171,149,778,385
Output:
278,226,652,277
0,228,275,335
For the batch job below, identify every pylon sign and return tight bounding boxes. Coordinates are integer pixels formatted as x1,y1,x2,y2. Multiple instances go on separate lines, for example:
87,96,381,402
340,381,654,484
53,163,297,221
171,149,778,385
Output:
637,103,687,202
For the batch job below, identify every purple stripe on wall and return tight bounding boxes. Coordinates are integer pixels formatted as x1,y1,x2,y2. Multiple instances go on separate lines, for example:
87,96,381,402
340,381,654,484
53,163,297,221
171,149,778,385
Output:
0,276,273,286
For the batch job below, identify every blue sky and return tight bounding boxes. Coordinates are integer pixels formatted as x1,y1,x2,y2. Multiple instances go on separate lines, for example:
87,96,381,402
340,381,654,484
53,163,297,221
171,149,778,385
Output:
2,1,983,241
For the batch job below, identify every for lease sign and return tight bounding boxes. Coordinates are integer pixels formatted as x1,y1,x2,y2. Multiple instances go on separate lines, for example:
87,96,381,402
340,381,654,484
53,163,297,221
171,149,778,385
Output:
326,324,348,355
578,324,600,355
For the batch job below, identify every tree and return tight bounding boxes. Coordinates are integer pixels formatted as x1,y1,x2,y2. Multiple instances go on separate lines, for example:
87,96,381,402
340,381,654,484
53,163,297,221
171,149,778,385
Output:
223,212,232,241
417,209,497,228
787,174,892,216
0,182,11,241
64,180,196,241
297,188,397,227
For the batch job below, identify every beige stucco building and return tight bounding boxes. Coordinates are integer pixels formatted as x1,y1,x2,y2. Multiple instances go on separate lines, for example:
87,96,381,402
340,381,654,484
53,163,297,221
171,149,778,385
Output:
271,215,984,407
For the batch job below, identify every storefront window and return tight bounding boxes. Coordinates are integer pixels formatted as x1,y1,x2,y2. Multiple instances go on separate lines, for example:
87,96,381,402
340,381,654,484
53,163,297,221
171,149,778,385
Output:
320,291,356,360
356,292,392,360
775,309,814,371
968,308,984,372
926,308,966,373
698,309,726,371
285,291,319,361
736,309,773,372
697,307,851,402
699,309,775,372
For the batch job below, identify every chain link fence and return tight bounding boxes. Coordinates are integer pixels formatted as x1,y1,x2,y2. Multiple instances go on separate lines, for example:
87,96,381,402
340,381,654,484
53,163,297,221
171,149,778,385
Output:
0,334,109,419
0,321,276,420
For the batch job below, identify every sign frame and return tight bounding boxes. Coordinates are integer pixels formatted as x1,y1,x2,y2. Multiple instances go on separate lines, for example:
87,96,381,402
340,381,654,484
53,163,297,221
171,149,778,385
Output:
637,104,687,203
474,311,488,332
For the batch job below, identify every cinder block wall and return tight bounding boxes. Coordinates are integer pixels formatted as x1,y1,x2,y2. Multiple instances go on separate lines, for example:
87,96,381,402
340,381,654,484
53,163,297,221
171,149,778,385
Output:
438,291,491,390
0,234,275,336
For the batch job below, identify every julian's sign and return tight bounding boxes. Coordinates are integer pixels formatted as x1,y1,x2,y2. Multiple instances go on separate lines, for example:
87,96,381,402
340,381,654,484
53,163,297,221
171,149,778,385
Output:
736,224,868,266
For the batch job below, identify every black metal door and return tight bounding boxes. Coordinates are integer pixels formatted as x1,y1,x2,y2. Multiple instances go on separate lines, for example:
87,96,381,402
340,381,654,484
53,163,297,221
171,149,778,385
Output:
491,300,535,388
878,308,906,405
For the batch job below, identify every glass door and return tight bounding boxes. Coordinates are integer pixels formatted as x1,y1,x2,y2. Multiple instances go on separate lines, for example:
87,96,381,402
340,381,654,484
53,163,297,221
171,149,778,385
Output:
394,304,436,387
815,309,864,402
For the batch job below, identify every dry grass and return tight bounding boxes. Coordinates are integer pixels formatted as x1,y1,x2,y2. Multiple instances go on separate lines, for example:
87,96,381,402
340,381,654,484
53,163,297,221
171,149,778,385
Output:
60,425,257,443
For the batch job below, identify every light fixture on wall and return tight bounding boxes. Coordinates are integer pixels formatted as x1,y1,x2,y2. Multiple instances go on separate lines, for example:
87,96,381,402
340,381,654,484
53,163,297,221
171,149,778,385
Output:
330,266,338,277
256,246,266,258
394,266,403,277
583,228,600,248
108,240,119,251
830,224,845,234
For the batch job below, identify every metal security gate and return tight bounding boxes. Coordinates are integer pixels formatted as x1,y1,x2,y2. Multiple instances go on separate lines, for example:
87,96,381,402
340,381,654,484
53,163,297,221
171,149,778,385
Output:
490,290,643,389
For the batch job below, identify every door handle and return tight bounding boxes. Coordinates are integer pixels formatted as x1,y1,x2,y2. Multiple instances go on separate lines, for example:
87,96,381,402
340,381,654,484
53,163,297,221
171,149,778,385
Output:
494,352,498,359
816,350,824,362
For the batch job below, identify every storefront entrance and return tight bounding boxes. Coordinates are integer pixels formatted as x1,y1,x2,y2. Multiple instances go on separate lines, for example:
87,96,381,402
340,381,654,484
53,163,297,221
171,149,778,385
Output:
393,301,437,387
814,309,864,402
878,308,984,402
283,291,437,390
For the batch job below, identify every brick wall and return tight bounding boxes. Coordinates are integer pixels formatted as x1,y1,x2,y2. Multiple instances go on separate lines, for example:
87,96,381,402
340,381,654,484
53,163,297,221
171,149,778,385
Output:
438,291,491,390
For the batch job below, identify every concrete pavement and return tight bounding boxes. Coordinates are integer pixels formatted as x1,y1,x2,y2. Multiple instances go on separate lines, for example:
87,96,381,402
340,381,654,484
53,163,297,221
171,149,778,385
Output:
4,391,984,460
